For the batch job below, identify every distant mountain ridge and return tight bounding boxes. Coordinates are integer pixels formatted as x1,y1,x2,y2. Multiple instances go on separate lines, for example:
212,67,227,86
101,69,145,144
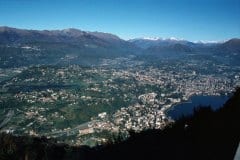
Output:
0,26,123,45
216,38,240,54
0,26,139,67
0,26,239,68
1,26,235,47
128,37,195,49
130,37,240,56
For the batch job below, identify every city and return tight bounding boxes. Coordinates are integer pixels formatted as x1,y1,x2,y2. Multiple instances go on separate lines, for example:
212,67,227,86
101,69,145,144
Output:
0,55,239,146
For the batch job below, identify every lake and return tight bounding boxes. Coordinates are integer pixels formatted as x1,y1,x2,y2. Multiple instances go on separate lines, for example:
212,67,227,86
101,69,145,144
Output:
166,95,230,120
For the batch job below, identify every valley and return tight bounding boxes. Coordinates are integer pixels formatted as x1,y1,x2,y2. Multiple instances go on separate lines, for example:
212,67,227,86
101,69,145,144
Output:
0,53,239,146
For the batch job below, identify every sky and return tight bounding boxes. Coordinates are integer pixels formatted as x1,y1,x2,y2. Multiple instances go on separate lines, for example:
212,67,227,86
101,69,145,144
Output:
0,0,239,41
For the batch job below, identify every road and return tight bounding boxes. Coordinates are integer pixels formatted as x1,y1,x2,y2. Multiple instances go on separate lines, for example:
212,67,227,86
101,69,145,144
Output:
44,121,93,137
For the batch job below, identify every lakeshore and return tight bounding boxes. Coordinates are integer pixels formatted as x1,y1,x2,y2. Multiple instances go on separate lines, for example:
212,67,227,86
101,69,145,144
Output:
166,95,230,120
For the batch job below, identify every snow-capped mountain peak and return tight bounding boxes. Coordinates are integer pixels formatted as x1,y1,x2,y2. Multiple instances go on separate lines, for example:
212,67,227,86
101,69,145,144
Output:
194,40,226,44
142,37,161,41
135,37,185,41
168,37,181,41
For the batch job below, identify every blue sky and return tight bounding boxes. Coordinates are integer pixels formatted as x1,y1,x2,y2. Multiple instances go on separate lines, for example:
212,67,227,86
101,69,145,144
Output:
0,0,239,41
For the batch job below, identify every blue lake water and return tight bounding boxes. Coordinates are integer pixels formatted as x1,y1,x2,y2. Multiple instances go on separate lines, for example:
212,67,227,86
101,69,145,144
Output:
166,95,230,120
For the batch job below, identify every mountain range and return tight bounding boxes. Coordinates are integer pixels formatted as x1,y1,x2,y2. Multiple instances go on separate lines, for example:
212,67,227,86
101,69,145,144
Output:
128,37,197,49
0,26,239,67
